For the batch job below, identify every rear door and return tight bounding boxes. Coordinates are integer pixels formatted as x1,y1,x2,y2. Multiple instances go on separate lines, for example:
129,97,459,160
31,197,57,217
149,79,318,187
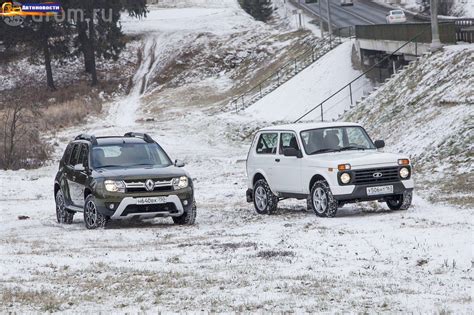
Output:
71,144,89,208
273,132,303,193
66,143,83,208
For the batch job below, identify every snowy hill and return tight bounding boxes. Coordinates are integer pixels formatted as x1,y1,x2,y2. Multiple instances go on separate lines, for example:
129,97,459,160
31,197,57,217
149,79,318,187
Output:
343,45,474,206
245,40,372,122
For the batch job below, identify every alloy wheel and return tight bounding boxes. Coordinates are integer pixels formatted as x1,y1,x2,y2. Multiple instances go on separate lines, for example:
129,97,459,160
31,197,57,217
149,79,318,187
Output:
255,186,268,211
85,200,98,227
313,187,328,214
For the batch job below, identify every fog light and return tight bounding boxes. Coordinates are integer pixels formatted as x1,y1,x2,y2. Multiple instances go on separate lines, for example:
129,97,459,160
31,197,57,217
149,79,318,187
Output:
183,200,188,206
340,172,351,184
108,203,115,210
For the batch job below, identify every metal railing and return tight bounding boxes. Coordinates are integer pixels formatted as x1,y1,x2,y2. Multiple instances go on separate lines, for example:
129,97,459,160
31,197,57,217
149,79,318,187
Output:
225,29,353,113
455,18,474,43
294,28,431,123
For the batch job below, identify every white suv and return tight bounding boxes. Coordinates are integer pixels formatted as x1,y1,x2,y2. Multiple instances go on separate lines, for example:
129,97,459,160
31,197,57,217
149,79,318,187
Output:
246,122,414,217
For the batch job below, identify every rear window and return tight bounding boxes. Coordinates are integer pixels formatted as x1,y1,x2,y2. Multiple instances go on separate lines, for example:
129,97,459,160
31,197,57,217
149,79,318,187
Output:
256,133,278,155
392,10,404,15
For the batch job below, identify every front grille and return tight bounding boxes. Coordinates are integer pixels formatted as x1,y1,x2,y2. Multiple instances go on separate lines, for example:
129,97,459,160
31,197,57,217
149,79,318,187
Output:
124,178,173,193
353,167,400,185
121,203,178,216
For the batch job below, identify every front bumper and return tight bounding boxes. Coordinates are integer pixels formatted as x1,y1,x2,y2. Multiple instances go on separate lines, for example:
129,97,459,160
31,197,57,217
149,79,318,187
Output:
94,187,193,219
333,181,413,203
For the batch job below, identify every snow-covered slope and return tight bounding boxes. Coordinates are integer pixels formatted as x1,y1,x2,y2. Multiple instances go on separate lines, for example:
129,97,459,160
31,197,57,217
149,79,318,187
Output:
245,40,372,122
344,45,474,206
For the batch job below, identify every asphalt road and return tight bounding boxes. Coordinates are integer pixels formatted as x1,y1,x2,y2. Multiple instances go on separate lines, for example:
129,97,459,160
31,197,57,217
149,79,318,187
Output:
299,0,416,29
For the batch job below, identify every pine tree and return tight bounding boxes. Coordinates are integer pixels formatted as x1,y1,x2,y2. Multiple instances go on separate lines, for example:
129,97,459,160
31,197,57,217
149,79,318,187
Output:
239,0,273,23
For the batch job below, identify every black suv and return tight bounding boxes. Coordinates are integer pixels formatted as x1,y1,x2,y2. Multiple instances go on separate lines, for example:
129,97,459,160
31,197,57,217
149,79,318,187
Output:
54,133,196,229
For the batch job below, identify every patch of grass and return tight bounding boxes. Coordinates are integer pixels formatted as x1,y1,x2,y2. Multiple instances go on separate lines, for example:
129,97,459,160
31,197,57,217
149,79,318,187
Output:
256,250,295,259
1,287,62,312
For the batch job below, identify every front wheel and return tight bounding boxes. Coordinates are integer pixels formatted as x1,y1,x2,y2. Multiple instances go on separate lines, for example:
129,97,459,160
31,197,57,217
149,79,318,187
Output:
173,201,197,225
55,190,74,224
308,181,338,218
84,195,108,229
253,179,278,215
386,191,413,211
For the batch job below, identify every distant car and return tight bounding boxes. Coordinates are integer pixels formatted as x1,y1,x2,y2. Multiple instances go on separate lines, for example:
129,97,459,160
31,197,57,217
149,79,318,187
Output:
386,10,407,24
54,133,196,229
340,0,354,6
246,122,414,217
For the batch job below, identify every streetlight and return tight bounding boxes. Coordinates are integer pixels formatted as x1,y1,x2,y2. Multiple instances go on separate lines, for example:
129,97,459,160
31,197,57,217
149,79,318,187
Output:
326,0,333,42
430,0,443,51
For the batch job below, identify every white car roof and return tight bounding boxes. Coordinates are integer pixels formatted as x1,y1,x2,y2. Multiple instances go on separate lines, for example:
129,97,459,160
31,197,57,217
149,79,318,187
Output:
259,122,363,133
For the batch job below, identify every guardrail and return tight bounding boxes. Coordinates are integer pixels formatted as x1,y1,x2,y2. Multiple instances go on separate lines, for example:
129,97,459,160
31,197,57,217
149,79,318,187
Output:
355,22,456,44
455,18,474,43
294,27,431,123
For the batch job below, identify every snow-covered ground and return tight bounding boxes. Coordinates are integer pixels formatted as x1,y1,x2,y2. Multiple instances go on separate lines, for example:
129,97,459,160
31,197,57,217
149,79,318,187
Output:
0,1,473,313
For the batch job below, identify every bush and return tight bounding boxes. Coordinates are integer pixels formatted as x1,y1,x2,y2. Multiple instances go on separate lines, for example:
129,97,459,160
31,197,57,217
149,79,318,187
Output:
239,0,274,22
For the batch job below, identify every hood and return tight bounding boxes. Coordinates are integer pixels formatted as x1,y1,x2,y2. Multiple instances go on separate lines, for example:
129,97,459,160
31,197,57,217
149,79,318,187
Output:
92,165,188,180
306,150,407,168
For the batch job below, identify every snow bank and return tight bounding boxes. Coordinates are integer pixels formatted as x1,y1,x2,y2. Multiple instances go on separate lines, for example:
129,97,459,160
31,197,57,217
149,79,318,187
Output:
245,40,371,122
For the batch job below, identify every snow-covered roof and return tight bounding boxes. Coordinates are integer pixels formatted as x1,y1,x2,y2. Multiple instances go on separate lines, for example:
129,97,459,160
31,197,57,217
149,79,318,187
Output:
259,121,362,133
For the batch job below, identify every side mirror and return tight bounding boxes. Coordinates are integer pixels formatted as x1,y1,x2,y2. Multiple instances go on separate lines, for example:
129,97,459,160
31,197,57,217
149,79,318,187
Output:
283,148,303,158
74,164,85,172
374,140,385,149
175,159,185,168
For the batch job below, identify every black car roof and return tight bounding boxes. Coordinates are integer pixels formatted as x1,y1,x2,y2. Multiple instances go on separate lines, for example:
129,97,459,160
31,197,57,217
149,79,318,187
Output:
94,137,148,146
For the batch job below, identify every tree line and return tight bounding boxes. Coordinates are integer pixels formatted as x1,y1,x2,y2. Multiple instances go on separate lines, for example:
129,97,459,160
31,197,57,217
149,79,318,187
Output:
0,0,148,90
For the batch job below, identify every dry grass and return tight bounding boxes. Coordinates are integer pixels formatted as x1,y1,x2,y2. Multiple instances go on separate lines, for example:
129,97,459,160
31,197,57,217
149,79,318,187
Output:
1,288,62,312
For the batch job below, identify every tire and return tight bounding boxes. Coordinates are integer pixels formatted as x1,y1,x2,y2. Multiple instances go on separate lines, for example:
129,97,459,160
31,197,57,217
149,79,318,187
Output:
307,180,338,218
55,190,74,224
253,179,278,215
173,201,197,225
84,194,108,229
386,190,412,211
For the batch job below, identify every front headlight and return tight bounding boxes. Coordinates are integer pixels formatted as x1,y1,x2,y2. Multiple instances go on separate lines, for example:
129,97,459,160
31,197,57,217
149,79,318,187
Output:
172,176,188,190
340,172,351,184
104,180,126,193
399,167,410,179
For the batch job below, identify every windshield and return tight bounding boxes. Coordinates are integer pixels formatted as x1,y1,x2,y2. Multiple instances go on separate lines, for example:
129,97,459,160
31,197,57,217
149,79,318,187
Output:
91,143,172,168
300,126,376,155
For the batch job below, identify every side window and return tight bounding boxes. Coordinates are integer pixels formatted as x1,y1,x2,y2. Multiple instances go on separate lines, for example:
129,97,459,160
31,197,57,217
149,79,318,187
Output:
256,133,278,155
69,144,80,166
62,144,73,165
78,144,89,167
279,132,300,154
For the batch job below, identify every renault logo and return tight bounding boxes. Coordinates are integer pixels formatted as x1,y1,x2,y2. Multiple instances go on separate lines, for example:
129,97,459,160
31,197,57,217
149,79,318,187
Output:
145,179,155,191
373,172,383,178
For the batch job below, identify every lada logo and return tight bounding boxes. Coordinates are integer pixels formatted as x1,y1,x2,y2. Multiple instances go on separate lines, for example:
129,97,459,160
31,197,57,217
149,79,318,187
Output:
373,172,383,178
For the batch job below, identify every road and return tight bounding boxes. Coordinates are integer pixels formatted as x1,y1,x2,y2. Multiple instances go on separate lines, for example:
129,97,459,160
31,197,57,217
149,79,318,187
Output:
299,0,416,29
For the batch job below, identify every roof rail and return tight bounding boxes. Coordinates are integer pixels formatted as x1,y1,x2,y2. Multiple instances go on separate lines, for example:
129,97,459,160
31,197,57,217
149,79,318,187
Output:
124,132,154,143
75,134,97,145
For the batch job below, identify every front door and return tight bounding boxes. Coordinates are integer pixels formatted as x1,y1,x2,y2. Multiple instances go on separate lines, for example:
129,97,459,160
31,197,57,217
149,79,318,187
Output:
254,132,279,190
273,132,302,193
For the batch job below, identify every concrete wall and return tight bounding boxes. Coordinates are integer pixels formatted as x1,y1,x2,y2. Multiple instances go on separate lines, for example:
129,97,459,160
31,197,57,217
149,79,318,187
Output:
356,38,430,57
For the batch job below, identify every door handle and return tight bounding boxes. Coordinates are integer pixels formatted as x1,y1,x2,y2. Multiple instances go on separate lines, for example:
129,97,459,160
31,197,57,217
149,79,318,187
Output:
275,158,280,163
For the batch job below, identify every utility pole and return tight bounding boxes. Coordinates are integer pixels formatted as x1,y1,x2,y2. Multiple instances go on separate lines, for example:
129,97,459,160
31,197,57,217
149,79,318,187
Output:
430,0,443,51
326,0,333,43
319,0,324,37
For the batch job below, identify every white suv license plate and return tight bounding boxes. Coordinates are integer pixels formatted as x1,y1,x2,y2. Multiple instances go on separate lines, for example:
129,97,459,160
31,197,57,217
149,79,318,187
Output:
367,185,393,196
136,197,167,205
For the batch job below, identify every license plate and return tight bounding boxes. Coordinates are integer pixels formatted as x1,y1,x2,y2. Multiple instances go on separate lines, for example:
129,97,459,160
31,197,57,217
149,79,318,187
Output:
367,185,393,196
136,197,166,205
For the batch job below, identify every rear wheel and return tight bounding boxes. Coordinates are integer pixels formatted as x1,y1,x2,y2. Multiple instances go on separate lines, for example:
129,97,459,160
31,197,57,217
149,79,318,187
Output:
84,195,108,229
386,191,412,211
55,190,74,224
173,201,197,225
308,181,338,218
253,179,278,215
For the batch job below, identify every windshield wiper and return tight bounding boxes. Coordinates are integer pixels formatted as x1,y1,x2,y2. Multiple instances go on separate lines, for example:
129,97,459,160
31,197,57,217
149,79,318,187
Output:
309,148,341,155
340,146,366,151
